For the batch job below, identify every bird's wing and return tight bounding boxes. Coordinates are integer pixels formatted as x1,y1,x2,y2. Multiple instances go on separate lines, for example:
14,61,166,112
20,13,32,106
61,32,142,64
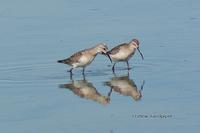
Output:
107,43,128,55
68,50,84,63
57,49,85,64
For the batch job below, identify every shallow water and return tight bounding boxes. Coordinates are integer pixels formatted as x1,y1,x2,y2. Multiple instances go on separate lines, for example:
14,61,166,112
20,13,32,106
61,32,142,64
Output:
0,0,200,133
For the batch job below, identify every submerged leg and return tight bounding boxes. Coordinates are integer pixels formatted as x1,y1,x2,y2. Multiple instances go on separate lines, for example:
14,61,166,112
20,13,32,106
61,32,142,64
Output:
70,73,73,80
82,73,86,81
127,69,130,77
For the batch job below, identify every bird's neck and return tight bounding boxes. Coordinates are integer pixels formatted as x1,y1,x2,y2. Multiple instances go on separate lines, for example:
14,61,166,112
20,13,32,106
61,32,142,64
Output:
128,43,137,51
88,47,98,56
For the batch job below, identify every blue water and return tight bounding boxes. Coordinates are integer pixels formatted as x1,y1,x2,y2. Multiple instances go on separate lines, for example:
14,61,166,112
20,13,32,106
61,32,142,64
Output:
0,0,200,132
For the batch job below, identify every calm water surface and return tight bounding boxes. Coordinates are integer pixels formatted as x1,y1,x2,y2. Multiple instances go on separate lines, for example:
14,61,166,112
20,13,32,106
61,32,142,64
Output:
0,0,200,133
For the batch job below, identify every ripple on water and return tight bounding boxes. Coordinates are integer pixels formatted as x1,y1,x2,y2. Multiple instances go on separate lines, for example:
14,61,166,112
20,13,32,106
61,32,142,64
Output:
0,58,155,86
0,62,62,86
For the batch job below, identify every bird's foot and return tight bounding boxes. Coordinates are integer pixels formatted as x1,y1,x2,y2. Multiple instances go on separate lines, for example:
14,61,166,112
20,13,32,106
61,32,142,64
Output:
127,67,132,70
67,70,72,73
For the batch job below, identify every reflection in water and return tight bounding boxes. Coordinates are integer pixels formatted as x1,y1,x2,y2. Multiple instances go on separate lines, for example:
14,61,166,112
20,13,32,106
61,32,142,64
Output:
104,74,145,101
59,76,110,105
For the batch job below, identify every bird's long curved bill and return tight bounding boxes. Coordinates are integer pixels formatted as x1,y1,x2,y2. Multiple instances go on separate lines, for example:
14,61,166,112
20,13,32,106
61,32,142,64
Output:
106,53,112,63
137,48,144,60
102,52,112,63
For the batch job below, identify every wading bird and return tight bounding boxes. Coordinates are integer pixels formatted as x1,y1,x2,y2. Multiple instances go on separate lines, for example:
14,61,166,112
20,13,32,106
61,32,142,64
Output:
106,39,144,72
57,43,111,75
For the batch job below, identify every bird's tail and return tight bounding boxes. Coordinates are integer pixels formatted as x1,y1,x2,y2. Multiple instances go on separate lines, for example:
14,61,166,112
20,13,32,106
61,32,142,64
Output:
57,60,65,63
57,58,69,64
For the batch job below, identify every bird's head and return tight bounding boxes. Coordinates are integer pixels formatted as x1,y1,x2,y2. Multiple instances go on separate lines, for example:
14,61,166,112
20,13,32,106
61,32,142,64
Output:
130,38,144,60
130,39,140,48
95,43,112,63
95,43,108,54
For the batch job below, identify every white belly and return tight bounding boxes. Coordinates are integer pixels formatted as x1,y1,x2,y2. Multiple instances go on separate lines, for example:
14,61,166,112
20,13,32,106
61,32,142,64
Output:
73,55,94,68
111,50,135,62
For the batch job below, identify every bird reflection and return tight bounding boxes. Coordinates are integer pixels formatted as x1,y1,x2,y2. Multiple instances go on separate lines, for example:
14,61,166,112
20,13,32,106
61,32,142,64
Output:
59,76,111,105
104,74,145,101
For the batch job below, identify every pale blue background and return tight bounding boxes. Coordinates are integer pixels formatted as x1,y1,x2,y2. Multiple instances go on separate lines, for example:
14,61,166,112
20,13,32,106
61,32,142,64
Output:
0,0,200,132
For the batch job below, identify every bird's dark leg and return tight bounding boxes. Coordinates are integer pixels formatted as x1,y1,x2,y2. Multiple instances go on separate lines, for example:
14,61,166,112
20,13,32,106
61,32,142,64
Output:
127,70,130,77
82,67,86,79
112,63,116,73
70,73,73,80
82,67,85,75
69,68,73,79
126,61,131,70
69,68,73,73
